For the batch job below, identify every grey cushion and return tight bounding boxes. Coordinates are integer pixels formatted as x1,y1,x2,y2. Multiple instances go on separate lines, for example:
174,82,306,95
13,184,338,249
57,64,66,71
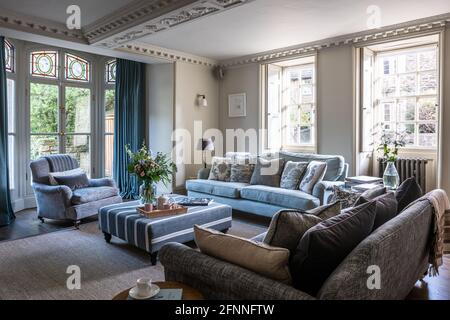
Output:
54,173,89,190
395,177,423,213
331,186,361,209
264,211,322,253
280,161,308,190
371,192,398,231
299,161,327,194
250,158,285,187
240,185,320,210
291,201,376,296
306,201,342,220
230,164,255,183
71,187,119,205
354,186,387,206
208,157,231,182
186,180,249,199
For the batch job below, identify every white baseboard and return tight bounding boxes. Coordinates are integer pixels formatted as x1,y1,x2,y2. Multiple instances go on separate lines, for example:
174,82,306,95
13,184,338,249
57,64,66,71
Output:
12,196,36,213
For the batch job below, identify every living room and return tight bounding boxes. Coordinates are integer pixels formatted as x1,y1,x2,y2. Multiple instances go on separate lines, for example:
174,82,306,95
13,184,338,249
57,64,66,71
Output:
0,0,450,307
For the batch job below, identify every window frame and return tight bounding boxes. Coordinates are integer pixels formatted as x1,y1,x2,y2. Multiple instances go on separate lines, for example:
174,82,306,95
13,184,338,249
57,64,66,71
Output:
102,59,116,178
5,39,17,193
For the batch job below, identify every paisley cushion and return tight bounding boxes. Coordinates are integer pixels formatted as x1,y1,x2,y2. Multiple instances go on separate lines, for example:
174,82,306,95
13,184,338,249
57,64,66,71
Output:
208,157,232,182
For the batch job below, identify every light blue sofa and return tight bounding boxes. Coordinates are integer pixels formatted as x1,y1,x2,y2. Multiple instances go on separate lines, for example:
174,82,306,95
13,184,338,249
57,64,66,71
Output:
186,152,348,218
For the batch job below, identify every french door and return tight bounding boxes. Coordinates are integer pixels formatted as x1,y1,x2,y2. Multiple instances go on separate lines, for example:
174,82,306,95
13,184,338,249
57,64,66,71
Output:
29,82,92,176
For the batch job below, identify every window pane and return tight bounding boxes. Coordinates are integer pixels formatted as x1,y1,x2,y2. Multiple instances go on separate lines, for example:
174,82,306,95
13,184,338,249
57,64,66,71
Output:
419,123,436,134
65,53,90,82
382,57,396,75
382,102,395,122
418,135,437,147
398,99,415,121
65,87,91,134
105,134,114,178
30,83,59,133
105,89,115,133
106,60,117,84
7,79,15,133
30,51,58,78
5,39,14,73
398,123,415,145
418,98,437,121
300,126,311,144
65,135,90,176
399,74,416,96
419,50,436,71
30,135,59,160
381,76,396,98
397,53,417,73
8,135,14,190
287,105,300,145
419,71,437,95
301,69,313,85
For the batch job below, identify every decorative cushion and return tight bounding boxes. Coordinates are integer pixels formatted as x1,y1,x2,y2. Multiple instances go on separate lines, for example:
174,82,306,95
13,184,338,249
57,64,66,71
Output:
194,225,292,284
354,186,387,206
53,173,89,190
71,186,119,205
371,192,398,230
331,186,360,209
49,168,84,186
250,158,285,187
291,201,377,296
299,161,327,194
230,164,255,183
280,161,308,190
208,157,231,182
395,177,423,213
306,201,342,220
263,211,322,253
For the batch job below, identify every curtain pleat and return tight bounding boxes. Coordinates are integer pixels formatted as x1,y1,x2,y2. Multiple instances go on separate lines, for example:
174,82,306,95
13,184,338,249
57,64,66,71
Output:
0,37,15,226
113,59,146,199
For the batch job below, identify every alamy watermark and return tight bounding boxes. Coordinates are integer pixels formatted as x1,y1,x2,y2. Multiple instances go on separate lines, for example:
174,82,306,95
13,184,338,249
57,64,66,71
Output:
66,5,81,30
66,265,81,290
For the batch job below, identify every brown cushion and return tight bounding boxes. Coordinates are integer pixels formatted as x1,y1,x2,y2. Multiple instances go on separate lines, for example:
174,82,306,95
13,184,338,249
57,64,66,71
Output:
307,201,342,220
354,186,387,206
371,192,398,230
194,225,292,284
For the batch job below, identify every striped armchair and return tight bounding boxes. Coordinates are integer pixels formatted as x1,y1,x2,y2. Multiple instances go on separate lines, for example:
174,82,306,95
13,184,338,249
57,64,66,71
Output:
30,154,122,227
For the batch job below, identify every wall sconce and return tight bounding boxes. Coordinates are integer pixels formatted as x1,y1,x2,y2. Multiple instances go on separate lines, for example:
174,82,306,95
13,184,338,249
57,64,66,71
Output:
198,94,208,108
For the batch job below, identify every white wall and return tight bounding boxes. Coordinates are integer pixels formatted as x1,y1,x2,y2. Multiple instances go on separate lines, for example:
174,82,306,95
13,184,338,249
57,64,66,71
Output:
147,63,175,194
174,61,220,192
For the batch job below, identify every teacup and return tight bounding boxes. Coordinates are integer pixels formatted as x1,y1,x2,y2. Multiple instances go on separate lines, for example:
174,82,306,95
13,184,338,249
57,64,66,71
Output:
136,278,152,297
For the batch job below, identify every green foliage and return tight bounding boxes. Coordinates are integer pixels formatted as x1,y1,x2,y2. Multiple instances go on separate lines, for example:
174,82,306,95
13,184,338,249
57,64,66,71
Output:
378,131,407,163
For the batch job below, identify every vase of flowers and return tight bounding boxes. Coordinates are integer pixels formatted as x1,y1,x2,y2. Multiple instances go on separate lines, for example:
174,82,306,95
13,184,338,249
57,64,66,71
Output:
378,131,406,190
126,143,177,204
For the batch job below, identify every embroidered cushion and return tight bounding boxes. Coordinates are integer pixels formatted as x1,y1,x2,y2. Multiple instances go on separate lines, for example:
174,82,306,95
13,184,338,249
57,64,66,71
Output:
331,186,361,209
230,164,255,183
280,161,308,190
208,157,232,182
299,161,327,194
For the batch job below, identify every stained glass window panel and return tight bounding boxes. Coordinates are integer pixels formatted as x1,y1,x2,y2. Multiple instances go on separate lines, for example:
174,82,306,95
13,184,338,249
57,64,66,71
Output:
65,54,89,82
31,51,58,78
4,39,14,73
106,60,116,84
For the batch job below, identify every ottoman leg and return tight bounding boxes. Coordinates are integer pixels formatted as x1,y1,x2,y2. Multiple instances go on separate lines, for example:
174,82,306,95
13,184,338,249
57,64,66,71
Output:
104,232,112,243
150,252,158,266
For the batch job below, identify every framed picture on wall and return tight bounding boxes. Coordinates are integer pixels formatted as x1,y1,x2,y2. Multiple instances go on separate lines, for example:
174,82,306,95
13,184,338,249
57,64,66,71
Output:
228,93,247,118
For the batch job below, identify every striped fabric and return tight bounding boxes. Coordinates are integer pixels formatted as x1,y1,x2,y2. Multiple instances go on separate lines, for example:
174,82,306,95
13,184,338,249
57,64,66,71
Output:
44,154,79,172
98,195,232,254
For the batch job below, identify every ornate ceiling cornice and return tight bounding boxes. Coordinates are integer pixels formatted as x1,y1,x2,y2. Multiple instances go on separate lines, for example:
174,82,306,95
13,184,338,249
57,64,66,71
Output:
0,7,86,43
220,13,450,68
84,0,255,48
119,42,218,67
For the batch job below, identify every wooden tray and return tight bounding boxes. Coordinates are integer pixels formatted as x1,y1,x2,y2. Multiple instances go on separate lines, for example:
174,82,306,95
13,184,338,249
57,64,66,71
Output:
136,205,188,218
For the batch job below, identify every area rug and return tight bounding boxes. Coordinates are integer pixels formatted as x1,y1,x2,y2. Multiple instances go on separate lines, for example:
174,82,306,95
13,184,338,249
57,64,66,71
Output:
0,217,266,300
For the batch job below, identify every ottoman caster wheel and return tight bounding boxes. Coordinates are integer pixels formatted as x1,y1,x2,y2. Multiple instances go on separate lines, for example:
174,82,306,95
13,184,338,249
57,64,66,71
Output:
74,220,81,229
150,252,158,266
104,232,112,243
38,217,45,223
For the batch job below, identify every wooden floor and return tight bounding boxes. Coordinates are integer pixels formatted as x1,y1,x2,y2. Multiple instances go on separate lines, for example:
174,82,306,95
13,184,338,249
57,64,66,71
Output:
0,209,449,300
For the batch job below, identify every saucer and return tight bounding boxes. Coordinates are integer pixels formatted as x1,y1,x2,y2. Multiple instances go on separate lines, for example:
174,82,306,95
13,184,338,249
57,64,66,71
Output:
129,284,160,300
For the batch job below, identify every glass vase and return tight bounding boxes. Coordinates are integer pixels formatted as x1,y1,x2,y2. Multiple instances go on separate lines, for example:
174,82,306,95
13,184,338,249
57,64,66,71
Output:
383,161,400,190
139,181,157,205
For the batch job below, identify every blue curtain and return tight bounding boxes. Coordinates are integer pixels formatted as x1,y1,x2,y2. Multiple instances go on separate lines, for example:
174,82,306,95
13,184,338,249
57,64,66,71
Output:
113,59,146,199
0,37,15,226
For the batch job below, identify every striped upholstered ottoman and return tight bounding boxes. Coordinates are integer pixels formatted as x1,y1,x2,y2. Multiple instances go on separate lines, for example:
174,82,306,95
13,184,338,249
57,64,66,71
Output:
98,195,232,265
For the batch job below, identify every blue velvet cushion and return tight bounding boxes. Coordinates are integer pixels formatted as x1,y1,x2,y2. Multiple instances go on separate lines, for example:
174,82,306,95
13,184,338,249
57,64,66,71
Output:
250,158,285,187
54,173,89,190
71,187,119,205
240,185,320,210
186,180,249,199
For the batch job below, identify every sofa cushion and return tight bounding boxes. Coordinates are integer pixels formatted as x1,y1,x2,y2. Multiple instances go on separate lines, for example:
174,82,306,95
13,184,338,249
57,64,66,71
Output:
395,177,423,213
71,187,119,205
306,201,342,220
53,173,89,190
250,158,285,187
194,225,292,284
299,161,327,194
280,161,308,190
186,180,249,199
241,185,320,210
230,163,255,183
354,186,387,206
371,192,398,230
331,186,361,209
49,168,85,186
291,201,376,296
208,157,232,182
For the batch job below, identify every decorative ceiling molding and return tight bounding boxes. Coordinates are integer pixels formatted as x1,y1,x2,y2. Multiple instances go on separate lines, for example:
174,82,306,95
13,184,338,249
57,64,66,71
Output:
220,13,450,68
0,7,86,44
84,0,255,48
119,42,219,67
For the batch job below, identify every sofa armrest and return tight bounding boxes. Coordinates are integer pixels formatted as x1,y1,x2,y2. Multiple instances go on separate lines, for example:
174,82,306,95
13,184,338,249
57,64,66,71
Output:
89,178,117,188
159,243,315,300
313,181,345,205
197,168,211,180
32,183,73,206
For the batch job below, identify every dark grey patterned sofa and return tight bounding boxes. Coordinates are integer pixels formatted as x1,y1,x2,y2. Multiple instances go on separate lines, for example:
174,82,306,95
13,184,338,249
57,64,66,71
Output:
30,154,122,227
160,198,433,300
